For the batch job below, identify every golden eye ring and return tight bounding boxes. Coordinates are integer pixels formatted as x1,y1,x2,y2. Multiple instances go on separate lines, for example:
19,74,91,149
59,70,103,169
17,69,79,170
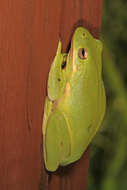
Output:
78,48,88,59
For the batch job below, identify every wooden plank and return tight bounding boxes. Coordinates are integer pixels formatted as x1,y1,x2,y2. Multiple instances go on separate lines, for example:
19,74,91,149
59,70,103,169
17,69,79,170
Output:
0,0,102,189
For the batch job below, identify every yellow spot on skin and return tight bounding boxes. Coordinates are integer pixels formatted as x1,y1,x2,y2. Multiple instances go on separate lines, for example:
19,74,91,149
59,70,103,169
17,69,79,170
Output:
65,82,70,95
73,62,77,73
72,48,77,74
54,82,70,109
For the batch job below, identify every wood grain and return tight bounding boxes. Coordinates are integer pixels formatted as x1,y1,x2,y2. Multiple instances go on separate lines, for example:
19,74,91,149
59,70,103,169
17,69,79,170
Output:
0,0,102,189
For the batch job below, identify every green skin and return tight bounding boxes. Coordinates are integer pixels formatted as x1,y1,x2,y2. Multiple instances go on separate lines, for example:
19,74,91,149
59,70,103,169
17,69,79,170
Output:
42,27,106,172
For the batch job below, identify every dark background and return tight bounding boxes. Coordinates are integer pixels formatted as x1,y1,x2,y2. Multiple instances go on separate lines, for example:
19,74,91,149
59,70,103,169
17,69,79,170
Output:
88,0,127,189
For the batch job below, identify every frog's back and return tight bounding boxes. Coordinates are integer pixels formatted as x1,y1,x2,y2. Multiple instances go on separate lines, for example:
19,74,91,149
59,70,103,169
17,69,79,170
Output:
60,77,106,166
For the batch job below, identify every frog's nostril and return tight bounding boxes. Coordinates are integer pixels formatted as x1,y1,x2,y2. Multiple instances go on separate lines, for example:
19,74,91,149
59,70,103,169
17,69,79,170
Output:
61,61,67,69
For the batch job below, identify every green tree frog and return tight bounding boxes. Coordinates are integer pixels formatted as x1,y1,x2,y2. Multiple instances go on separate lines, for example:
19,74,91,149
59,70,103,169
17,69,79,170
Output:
42,27,106,172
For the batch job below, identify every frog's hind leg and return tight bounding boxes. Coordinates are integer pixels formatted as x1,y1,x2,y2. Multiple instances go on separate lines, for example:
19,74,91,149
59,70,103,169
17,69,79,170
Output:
44,110,71,172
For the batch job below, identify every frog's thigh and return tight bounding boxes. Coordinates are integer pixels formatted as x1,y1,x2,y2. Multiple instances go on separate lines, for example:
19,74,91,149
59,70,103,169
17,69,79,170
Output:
45,110,70,171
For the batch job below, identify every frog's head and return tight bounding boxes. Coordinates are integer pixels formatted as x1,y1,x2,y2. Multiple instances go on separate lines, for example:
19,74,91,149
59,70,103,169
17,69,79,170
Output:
47,27,103,101
68,27,103,79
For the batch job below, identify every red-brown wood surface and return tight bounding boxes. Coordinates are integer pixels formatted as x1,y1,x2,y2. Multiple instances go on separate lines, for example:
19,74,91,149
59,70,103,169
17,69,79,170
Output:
0,0,102,189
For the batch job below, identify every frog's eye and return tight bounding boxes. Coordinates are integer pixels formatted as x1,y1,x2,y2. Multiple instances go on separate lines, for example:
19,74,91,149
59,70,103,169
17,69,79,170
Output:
78,48,88,60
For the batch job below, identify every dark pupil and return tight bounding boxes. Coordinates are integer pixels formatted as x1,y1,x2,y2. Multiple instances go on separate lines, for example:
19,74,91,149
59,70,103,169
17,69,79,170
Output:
82,49,85,57
61,61,66,69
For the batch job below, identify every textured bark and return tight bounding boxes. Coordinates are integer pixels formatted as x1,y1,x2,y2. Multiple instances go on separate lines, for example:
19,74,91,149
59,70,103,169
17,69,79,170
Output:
0,0,102,189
